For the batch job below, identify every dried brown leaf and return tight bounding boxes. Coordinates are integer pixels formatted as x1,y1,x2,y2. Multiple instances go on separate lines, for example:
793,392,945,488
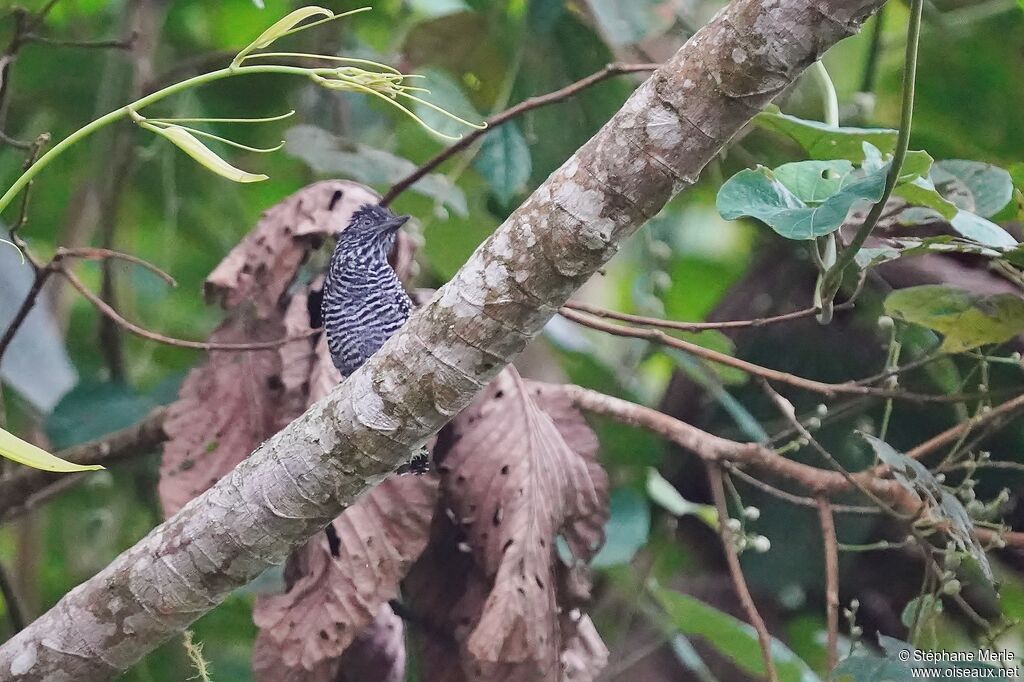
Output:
253,473,439,674
278,284,318,426
434,368,609,679
158,314,289,516
204,180,378,316
253,629,340,682
405,504,609,682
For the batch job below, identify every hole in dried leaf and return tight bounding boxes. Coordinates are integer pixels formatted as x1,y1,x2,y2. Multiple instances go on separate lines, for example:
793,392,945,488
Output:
325,524,341,557
266,375,284,391
500,464,510,475
492,507,503,526
494,390,504,399
503,539,514,553
328,190,344,211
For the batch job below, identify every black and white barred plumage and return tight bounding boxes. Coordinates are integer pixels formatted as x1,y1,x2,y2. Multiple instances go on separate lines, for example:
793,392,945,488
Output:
322,204,412,377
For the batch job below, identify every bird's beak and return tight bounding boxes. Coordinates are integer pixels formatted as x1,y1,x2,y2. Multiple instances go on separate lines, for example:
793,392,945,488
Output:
384,215,410,232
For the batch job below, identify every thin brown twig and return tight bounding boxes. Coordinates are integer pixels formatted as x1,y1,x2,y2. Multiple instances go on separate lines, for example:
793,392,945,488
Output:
708,465,779,682
380,62,659,206
816,497,840,672
21,33,134,50
56,247,176,286
561,384,1024,549
0,263,57,365
900,392,1024,464
0,406,168,522
0,246,171,365
563,299,853,333
559,307,974,403
725,464,880,515
59,267,320,351
760,380,908,518
8,133,50,263
0,559,25,631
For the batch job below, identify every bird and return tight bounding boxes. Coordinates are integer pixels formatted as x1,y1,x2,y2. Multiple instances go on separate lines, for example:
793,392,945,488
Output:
321,203,430,476
322,203,413,378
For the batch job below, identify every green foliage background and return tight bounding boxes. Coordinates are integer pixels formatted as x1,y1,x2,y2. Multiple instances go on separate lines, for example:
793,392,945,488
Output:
2,0,1023,679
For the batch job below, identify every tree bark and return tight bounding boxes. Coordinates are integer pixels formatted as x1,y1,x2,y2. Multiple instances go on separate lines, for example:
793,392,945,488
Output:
0,0,884,678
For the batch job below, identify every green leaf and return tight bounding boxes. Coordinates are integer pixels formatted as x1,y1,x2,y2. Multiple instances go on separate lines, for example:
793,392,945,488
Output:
590,487,650,568
885,284,1024,353
771,160,855,202
145,123,268,183
284,125,467,216
652,587,822,682
46,379,174,449
0,425,102,473
473,122,532,204
832,653,916,682
645,468,716,526
854,236,1003,269
411,68,481,140
233,6,334,63
932,160,1014,218
862,435,992,582
717,164,887,240
892,177,959,220
753,108,898,162
586,0,671,45
948,209,1017,248
897,150,935,182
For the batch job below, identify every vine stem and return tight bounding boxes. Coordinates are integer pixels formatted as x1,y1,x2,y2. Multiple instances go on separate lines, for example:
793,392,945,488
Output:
819,0,924,300
0,64,323,216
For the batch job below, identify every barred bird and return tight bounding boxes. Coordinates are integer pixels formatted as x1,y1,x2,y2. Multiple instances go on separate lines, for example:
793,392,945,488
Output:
322,203,429,476
322,203,412,377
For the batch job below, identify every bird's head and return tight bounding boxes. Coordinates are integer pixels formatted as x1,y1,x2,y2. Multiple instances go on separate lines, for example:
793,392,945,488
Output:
341,204,410,250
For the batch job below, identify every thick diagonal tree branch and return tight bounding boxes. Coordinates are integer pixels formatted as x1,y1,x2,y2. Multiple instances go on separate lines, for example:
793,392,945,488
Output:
0,0,885,678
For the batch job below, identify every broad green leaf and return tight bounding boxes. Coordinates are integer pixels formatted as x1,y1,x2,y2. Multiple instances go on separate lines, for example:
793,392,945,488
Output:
854,236,1002,269
932,160,1014,218
528,0,565,33
590,487,650,567
284,125,467,216
0,425,102,473
877,637,1003,679
646,468,716,526
586,0,672,45
717,164,886,240
897,150,934,182
892,177,959,220
473,122,532,204
832,653,916,682
862,435,992,582
771,160,855,202
753,107,898,162
652,587,822,682
949,209,1017,248
884,284,1024,353
150,124,268,183
412,68,481,140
